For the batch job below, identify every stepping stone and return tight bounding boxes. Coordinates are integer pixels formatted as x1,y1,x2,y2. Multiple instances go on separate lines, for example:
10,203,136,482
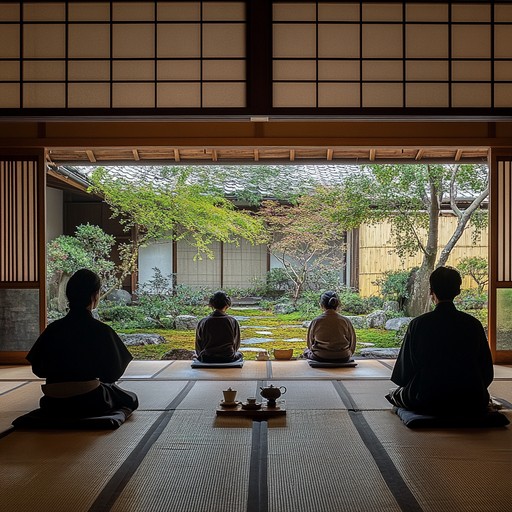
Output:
241,338,274,345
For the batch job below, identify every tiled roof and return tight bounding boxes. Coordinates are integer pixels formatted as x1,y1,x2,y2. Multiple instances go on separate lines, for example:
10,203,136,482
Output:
60,164,486,203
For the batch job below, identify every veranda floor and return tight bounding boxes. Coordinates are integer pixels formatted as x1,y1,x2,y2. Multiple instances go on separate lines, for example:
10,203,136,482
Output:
0,360,511,512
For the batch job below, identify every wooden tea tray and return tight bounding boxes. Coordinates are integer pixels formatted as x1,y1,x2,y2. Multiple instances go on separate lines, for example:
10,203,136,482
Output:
216,400,286,419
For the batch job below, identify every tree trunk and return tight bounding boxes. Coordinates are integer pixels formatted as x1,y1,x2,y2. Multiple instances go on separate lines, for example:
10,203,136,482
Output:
405,170,440,316
57,273,71,312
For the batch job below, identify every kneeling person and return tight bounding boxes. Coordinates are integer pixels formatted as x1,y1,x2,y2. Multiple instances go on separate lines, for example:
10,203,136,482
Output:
27,269,138,417
387,266,493,416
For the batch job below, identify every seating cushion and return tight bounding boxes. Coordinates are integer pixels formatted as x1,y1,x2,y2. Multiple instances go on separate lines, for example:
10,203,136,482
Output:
191,359,244,368
12,407,132,430
307,359,357,368
395,407,510,429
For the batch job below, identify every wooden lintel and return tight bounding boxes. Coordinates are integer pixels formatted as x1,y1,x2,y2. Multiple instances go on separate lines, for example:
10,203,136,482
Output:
415,149,424,161
254,149,259,161
369,149,376,161
327,148,333,161
212,149,218,162
132,149,140,161
455,149,463,161
47,168,89,192
290,149,295,161
174,148,180,162
86,149,96,163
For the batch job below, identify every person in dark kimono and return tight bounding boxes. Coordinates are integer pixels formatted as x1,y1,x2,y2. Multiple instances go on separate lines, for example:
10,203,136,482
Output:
195,291,242,363
303,291,356,362
386,266,493,415
27,269,138,417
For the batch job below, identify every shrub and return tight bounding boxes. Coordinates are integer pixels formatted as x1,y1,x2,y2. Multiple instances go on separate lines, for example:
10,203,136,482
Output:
296,291,321,318
136,268,207,328
304,268,344,292
263,268,293,297
374,270,411,310
337,289,369,315
454,289,487,310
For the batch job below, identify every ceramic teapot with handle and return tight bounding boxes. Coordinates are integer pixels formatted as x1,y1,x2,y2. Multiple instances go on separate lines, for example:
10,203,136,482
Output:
259,384,287,406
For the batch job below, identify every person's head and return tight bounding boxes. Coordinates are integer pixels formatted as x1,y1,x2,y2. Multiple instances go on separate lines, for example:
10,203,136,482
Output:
209,290,231,310
429,266,462,302
66,269,101,310
320,290,340,310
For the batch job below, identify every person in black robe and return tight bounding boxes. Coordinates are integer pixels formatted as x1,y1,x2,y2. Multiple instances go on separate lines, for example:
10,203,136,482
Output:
195,291,243,363
386,266,493,415
27,269,138,417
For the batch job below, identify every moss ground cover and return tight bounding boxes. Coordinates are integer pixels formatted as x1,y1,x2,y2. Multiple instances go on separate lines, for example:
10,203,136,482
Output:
121,308,401,360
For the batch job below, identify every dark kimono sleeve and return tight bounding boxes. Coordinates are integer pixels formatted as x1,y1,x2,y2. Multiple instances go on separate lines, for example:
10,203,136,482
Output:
233,318,241,351
26,328,51,377
390,321,417,386
195,319,205,354
476,322,494,387
96,327,133,383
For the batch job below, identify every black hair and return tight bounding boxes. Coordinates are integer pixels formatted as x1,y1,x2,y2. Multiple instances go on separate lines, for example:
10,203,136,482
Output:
209,290,231,310
66,269,101,310
429,266,462,301
320,290,340,310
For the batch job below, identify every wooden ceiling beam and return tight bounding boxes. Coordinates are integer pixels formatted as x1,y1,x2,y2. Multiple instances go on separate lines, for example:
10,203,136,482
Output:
86,149,96,163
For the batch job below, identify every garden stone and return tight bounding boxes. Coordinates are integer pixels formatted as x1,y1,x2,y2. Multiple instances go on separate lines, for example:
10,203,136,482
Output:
366,310,387,328
302,321,311,329
161,349,195,360
106,289,132,305
360,347,400,358
274,303,295,315
385,317,413,331
345,316,368,329
175,314,198,330
120,333,166,346
383,300,400,312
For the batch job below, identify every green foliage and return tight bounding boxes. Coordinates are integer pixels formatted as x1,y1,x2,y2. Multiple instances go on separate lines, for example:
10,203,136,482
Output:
296,291,322,317
374,269,412,310
88,166,266,259
456,256,488,292
259,186,347,302
98,304,148,329
265,268,293,296
337,289,369,315
454,289,488,311
47,223,117,291
136,268,206,328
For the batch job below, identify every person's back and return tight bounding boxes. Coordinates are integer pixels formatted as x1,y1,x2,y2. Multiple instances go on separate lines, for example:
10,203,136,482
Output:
27,269,138,416
195,291,242,363
388,267,493,415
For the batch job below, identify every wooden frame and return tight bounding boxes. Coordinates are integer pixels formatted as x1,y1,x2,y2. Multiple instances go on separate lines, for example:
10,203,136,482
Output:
489,147,512,363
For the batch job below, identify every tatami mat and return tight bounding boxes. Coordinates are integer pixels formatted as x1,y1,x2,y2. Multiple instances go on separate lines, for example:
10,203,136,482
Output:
176,380,260,410
364,410,512,512
118,380,190,410
0,365,39,380
342,379,395,410
271,359,392,380
155,360,269,380
0,411,161,512
267,410,401,512
122,360,172,379
110,410,253,512
0,381,29,395
489,381,512,407
493,364,512,379
0,382,42,414
266,380,345,410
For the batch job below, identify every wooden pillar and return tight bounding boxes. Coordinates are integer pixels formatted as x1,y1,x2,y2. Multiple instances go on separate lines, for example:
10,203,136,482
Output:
489,149,512,364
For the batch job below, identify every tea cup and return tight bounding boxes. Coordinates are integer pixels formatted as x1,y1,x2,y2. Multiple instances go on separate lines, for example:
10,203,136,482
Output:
246,397,257,405
222,387,237,403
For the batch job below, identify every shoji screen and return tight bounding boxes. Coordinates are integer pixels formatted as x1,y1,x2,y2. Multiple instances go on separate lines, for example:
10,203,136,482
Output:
490,153,512,363
0,154,46,362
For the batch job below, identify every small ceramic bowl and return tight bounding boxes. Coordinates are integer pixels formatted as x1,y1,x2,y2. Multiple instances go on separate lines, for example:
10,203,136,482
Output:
273,349,294,360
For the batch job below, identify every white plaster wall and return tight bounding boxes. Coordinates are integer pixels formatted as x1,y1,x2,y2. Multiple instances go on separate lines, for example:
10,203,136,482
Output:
138,240,174,287
46,187,63,241
270,254,284,269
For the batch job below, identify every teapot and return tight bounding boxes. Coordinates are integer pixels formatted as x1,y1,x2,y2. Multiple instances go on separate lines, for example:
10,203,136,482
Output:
259,384,287,406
